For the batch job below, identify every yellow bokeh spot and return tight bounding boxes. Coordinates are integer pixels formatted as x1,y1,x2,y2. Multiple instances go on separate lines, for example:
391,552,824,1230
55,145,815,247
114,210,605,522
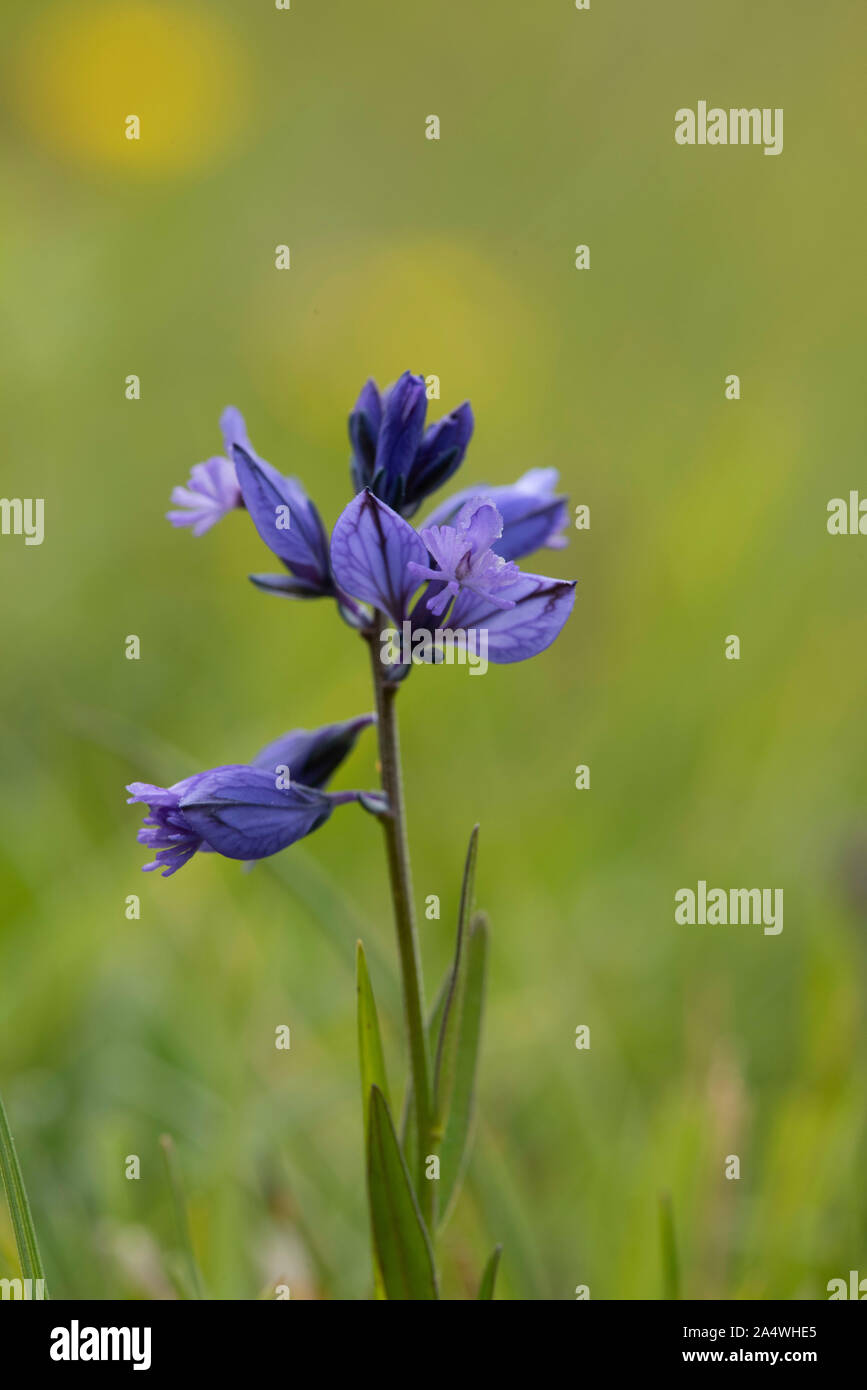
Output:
13,1,249,175
244,239,550,446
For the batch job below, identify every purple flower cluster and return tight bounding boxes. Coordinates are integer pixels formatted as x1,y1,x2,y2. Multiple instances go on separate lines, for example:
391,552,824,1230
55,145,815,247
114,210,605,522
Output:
133,372,576,875
168,371,575,661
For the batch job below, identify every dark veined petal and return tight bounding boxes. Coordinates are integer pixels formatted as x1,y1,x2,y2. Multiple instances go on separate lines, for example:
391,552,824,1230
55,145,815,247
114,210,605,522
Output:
330,490,427,623
404,402,474,514
349,378,383,492
179,767,335,861
248,572,332,599
424,468,568,562
492,499,568,562
232,444,333,591
251,714,375,790
447,571,576,663
374,372,428,491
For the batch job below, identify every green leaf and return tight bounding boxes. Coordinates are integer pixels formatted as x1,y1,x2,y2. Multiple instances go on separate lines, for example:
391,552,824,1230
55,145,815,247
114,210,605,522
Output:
357,941,391,1300
0,1087,48,1296
436,911,489,1223
433,826,479,1137
477,1243,503,1299
400,967,450,1176
367,1085,438,1300
356,940,390,1135
659,1191,680,1300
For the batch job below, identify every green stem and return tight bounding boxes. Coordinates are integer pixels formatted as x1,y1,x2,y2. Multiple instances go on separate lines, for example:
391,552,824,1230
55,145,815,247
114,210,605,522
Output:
365,622,433,1225
0,1087,48,1297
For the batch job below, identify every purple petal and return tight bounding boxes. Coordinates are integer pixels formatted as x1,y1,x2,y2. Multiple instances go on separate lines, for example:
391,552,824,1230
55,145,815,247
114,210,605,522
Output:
126,772,218,875
251,714,375,790
413,500,519,612
448,572,576,663
349,379,383,491
220,406,252,456
424,468,568,562
405,401,473,510
330,490,427,623
167,456,241,535
232,445,332,590
249,572,332,599
454,498,503,555
179,767,335,861
375,372,428,488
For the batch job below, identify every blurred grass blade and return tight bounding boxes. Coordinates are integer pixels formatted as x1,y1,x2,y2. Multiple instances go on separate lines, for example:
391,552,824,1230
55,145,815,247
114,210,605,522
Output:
437,912,489,1224
659,1191,680,1300
266,849,400,1015
477,1243,503,1300
467,1122,547,1300
367,1085,438,1300
0,1088,48,1295
356,942,390,1299
433,825,479,1132
160,1134,205,1300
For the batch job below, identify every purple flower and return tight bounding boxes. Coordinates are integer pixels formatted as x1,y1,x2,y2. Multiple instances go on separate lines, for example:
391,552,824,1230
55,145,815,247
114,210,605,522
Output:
349,372,474,517
126,773,212,876
127,767,338,874
423,468,568,562
127,715,375,876
408,499,520,617
177,770,338,862
330,491,575,663
231,443,335,599
331,489,428,623
443,569,576,664
167,408,247,535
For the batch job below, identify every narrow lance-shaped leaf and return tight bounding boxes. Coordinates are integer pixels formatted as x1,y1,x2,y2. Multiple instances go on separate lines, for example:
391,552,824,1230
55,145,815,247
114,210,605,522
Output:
357,940,390,1301
367,1086,438,1300
401,965,450,1179
0,1088,48,1295
401,824,478,1183
356,941,391,1135
400,817,477,1167
436,912,490,1225
433,825,479,1137
477,1243,503,1300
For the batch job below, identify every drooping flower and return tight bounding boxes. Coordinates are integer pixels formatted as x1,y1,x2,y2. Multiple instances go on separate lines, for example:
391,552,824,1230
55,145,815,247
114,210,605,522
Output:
330,490,576,663
348,372,474,517
127,715,375,876
422,468,568,562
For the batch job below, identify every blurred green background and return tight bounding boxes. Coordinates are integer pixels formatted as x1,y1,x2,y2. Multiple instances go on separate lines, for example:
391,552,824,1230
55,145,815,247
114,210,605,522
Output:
1,0,866,1299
